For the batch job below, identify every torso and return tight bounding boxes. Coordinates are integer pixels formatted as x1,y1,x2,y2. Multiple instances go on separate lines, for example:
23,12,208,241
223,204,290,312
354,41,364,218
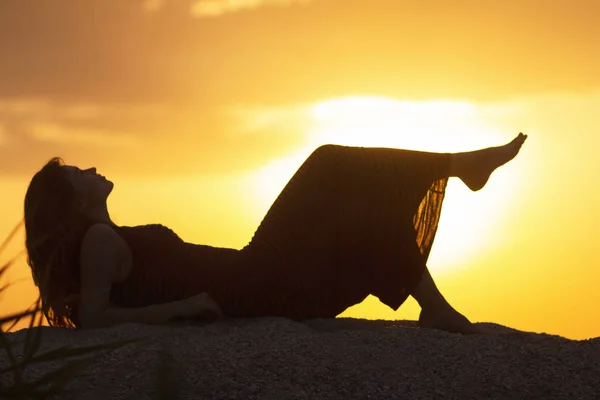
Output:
91,223,241,313
112,229,134,283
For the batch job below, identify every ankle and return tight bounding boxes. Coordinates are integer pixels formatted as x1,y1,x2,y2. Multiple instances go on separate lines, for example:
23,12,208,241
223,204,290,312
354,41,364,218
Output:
418,295,451,313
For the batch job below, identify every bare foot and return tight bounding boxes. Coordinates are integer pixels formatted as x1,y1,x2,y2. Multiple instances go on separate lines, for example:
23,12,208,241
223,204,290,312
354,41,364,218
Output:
458,132,528,191
418,304,488,335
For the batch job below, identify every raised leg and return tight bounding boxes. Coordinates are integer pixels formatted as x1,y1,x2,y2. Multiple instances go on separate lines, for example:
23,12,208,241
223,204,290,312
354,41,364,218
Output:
449,132,528,191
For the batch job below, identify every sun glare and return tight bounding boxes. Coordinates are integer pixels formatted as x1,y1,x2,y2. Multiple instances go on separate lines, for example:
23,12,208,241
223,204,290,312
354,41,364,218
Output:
250,96,523,273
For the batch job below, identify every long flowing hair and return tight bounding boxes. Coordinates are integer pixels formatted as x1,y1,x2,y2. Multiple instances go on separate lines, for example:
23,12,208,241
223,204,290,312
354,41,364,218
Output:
24,157,97,327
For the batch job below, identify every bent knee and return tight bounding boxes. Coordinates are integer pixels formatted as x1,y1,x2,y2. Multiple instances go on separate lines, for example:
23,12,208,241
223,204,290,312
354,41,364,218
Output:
310,144,344,161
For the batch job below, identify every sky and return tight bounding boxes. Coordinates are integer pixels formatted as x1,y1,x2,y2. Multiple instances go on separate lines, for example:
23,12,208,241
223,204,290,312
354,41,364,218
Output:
1,0,599,339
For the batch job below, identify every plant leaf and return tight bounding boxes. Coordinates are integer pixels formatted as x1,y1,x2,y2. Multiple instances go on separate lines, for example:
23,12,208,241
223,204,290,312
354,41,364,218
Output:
1,308,41,332
22,326,44,364
22,299,45,362
0,328,23,391
0,355,98,399
0,338,143,375
0,221,22,256
0,262,11,282
157,345,181,400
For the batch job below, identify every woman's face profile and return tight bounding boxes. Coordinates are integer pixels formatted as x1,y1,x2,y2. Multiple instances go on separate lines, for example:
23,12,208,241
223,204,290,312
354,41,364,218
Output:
62,165,114,208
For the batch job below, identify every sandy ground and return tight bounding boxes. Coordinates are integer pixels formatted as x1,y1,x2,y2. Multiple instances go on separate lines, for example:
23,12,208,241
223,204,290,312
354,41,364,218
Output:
2,318,599,399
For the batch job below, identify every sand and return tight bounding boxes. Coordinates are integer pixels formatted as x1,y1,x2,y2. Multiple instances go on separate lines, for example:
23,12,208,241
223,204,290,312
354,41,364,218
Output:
2,318,599,399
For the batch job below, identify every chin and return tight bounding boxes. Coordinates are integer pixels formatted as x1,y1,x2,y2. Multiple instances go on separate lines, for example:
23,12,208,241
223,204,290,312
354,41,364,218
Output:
105,180,115,194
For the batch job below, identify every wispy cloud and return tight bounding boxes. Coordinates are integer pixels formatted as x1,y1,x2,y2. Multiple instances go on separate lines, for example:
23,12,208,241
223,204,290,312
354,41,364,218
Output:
0,99,51,117
142,0,166,13
190,0,312,17
226,104,314,136
27,122,140,148
0,97,310,178
0,99,169,126
2,0,599,105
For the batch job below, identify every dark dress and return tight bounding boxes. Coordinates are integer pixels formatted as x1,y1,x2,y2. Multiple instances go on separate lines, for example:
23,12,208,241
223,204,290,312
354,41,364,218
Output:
109,145,450,320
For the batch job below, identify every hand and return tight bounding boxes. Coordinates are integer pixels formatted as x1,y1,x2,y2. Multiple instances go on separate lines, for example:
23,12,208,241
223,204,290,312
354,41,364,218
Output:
179,292,224,321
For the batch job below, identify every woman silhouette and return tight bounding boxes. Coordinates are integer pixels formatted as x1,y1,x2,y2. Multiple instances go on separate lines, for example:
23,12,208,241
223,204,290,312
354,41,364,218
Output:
24,133,527,333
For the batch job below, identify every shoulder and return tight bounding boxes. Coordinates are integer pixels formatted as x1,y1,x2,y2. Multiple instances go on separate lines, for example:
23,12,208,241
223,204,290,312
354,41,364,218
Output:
82,223,127,251
80,223,129,281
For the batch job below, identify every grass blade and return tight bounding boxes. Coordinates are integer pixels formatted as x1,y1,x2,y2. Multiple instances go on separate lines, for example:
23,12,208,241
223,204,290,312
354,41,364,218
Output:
0,222,22,256
157,345,181,400
0,328,23,392
0,355,98,399
0,338,143,375
22,325,43,364
22,299,45,362
0,262,10,282
0,309,40,331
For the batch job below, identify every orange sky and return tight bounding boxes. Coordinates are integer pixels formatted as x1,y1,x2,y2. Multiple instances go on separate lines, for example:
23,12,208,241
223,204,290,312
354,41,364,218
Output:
1,0,599,339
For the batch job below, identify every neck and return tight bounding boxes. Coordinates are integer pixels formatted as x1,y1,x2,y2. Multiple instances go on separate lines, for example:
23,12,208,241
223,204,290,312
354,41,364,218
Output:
85,204,116,227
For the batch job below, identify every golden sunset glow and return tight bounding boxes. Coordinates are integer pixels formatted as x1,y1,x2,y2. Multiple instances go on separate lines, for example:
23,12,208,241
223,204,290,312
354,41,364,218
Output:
251,97,523,274
1,0,600,340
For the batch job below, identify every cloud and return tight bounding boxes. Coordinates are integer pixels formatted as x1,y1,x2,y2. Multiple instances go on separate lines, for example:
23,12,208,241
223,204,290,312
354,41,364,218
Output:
0,99,174,176
0,0,598,180
142,0,166,12
0,98,310,178
225,104,314,136
0,99,51,117
27,123,140,148
190,0,312,17
0,99,169,126
1,0,599,106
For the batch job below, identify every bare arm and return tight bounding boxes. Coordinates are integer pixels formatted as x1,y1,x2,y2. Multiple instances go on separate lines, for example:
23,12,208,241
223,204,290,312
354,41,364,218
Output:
78,224,187,329
95,302,186,327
